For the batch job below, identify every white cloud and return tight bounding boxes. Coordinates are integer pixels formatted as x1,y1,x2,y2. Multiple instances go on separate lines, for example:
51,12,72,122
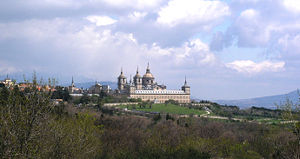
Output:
86,15,117,26
240,9,258,18
233,9,274,47
99,0,163,10
42,0,78,7
276,34,300,64
140,38,217,67
220,7,300,48
226,60,285,74
156,0,230,27
128,11,147,21
283,0,300,13
0,18,219,81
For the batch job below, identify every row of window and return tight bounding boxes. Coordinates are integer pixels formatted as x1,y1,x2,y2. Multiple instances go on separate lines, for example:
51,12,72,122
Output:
132,95,189,100
135,90,185,94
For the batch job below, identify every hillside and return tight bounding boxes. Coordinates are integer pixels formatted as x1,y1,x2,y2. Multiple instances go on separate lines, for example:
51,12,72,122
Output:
214,90,299,109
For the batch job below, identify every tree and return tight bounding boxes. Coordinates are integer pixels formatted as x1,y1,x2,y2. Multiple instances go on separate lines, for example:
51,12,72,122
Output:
51,87,71,101
0,77,103,158
99,90,108,98
0,87,9,105
80,93,90,104
153,113,161,122
0,85,53,158
277,97,300,158
40,113,102,158
165,99,178,105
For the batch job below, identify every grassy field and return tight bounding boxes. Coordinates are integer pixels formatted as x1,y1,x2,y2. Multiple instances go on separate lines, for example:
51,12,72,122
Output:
118,104,206,115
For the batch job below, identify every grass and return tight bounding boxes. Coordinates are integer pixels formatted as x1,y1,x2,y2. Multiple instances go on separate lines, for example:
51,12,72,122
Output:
233,115,284,124
118,103,206,115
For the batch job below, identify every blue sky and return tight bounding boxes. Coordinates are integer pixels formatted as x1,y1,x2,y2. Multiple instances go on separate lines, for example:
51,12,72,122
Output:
1,0,300,100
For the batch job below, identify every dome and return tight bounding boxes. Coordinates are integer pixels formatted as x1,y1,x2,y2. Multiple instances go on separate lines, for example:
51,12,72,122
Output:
143,63,154,79
118,74,126,79
134,74,141,78
134,66,142,78
143,72,154,79
118,68,126,79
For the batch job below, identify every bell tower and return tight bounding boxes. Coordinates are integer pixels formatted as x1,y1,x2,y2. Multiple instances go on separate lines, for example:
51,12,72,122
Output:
133,66,142,90
118,68,127,91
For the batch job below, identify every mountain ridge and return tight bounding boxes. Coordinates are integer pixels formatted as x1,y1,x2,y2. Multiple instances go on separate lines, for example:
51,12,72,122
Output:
212,89,299,109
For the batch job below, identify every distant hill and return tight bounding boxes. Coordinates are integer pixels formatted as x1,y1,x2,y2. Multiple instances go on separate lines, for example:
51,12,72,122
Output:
62,81,118,90
213,90,299,109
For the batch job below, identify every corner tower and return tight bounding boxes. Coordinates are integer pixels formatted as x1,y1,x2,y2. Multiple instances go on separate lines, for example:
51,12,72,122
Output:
181,77,190,94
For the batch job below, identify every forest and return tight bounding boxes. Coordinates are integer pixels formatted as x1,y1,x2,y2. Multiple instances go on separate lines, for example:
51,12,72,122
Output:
0,83,300,159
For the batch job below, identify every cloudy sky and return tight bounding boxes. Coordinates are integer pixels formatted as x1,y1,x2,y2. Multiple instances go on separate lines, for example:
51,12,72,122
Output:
1,0,300,100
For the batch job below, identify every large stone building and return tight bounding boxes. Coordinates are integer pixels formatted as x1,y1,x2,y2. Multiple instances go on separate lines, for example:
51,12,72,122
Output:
117,63,190,103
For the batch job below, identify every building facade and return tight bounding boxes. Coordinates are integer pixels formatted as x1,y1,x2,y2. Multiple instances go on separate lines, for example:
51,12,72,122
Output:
67,77,82,94
117,63,190,103
88,81,111,94
0,75,14,88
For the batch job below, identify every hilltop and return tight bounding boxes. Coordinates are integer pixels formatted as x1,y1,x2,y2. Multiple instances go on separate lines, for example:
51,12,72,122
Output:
213,90,299,109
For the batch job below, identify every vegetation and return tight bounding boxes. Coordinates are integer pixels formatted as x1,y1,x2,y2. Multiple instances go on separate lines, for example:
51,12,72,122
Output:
0,84,102,158
119,103,206,116
51,86,71,101
205,102,285,123
0,78,299,158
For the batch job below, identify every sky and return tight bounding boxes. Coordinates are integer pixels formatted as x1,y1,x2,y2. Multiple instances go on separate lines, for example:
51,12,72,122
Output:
1,0,300,100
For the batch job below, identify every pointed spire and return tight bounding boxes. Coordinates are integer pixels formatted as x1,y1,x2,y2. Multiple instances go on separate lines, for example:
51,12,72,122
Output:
184,76,187,85
71,76,75,87
136,66,139,74
121,67,123,74
146,62,150,73
130,75,132,84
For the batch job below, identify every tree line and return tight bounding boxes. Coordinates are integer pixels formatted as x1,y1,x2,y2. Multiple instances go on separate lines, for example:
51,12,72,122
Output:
0,80,300,158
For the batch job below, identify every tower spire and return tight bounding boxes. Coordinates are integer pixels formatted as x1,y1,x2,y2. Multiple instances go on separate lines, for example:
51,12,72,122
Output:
136,66,139,74
146,62,150,73
129,75,132,84
184,76,187,85
121,67,123,74
71,76,75,87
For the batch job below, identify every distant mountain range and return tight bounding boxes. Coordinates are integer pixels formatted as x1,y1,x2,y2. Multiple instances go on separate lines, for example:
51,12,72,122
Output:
213,90,299,109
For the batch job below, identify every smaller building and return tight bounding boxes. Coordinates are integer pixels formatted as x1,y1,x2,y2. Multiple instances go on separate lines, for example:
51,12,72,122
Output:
102,85,111,93
88,82,102,94
67,77,82,94
0,75,15,88
88,81,112,94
